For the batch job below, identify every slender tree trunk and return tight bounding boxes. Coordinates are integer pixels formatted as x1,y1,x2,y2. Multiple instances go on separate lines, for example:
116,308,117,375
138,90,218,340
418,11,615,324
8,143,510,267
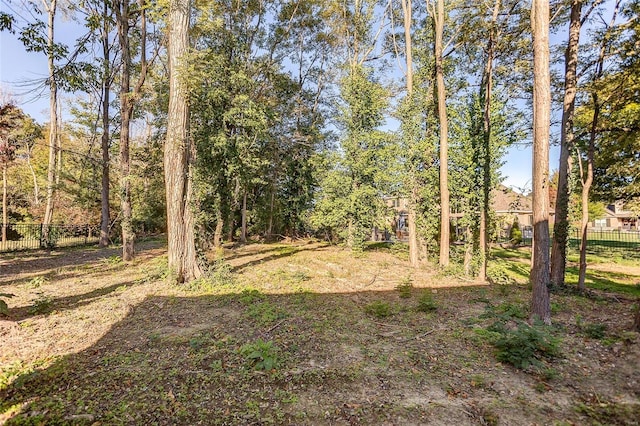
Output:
478,0,501,282
402,0,419,268
100,0,111,248
117,0,134,260
433,0,449,267
43,0,58,234
165,0,201,283
2,165,6,244
530,0,551,324
577,144,594,291
577,0,619,291
26,149,39,205
551,0,582,287
241,190,247,243
214,215,223,248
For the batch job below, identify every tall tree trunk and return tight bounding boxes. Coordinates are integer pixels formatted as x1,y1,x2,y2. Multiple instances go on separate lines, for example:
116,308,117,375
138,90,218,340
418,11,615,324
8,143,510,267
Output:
2,165,6,244
116,0,134,260
26,148,39,205
530,0,551,324
478,0,501,282
100,0,111,248
402,0,419,268
241,190,247,243
433,0,450,267
214,215,223,248
551,0,582,287
43,0,58,236
165,0,202,283
577,0,619,291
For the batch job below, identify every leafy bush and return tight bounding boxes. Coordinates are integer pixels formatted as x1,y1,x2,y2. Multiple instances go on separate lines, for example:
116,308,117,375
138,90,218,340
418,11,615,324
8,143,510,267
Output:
239,339,280,371
583,323,607,339
395,276,413,298
0,293,15,316
509,218,522,246
416,291,437,312
364,301,393,318
493,321,561,370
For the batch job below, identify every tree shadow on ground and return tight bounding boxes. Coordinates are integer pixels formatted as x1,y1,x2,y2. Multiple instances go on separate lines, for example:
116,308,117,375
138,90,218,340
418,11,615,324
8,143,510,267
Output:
2,286,639,425
229,243,328,273
6,280,141,322
0,240,166,286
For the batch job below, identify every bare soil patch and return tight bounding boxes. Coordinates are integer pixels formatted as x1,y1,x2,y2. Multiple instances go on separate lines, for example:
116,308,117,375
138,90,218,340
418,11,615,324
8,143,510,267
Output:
1,239,639,425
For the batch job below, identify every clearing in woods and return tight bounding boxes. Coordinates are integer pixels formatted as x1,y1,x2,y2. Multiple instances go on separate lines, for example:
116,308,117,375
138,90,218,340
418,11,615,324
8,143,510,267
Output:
1,238,639,425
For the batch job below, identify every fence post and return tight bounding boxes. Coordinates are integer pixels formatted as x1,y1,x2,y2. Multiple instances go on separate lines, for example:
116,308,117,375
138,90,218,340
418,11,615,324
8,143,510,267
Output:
39,223,44,249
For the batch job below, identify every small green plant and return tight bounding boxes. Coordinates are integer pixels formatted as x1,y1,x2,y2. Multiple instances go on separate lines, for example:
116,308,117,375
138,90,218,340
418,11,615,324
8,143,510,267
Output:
245,301,288,326
239,339,280,371
364,301,393,318
0,293,15,316
29,294,53,315
27,276,48,289
396,276,413,299
103,255,122,265
239,289,266,305
582,323,607,339
509,218,522,245
493,321,561,370
416,291,437,312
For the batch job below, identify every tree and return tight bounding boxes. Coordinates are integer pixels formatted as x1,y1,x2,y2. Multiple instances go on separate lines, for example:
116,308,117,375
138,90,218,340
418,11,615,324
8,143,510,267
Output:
530,0,551,324
550,0,595,288
577,0,622,291
428,0,450,267
164,0,202,283
0,102,24,243
115,0,149,260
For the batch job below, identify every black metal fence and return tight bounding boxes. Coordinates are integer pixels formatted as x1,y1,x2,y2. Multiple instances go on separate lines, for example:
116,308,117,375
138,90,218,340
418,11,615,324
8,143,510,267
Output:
0,223,99,253
498,228,640,252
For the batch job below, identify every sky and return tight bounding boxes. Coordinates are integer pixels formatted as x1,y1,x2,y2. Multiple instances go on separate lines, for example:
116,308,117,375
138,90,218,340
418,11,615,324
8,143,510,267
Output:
0,3,564,192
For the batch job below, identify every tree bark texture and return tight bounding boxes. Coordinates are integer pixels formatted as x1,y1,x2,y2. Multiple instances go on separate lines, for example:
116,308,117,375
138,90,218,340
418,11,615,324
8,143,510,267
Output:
530,0,551,324
478,0,501,282
43,0,58,233
551,0,582,287
100,0,111,248
2,165,6,243
116,0,135,260
402,0,419,267
165,0,202,283
434,0,450,267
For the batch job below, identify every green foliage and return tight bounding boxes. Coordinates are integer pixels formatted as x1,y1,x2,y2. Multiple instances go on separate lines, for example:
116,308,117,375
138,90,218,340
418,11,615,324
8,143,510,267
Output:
0,293,15,316
239,339,280,371
416,291,438,313
245,301,288,326
364,301,393,318
582,322,607,340
509,218,522,245
396,276,413,298
491,321,561,370
28,294,53,315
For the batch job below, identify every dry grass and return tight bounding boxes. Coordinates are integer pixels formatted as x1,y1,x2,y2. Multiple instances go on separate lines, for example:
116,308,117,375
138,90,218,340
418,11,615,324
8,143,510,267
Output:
1,238,639,425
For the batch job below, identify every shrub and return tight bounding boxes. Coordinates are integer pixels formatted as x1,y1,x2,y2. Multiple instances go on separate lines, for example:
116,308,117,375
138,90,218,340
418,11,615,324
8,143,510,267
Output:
239,339,280,371
0,293,15,316
509,218,522,246
396,276,413,298
493,321,561,370
364,301,393,318
416,291,437,312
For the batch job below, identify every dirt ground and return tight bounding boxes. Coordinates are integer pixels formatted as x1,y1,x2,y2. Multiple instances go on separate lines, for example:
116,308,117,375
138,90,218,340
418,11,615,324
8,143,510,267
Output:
1,239,639,425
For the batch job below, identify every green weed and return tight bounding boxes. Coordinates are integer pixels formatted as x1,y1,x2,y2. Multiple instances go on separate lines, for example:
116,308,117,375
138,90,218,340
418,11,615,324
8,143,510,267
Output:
239,339,280,371
416,291,437,313
364,301,393,318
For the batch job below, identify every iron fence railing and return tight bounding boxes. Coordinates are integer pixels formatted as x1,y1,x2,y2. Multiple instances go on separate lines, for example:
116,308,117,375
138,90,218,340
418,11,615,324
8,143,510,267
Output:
0,223,99,252
497,228,640,251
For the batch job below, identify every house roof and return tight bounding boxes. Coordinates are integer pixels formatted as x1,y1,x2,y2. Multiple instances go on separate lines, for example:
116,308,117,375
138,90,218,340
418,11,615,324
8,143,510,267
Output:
492,185,532,212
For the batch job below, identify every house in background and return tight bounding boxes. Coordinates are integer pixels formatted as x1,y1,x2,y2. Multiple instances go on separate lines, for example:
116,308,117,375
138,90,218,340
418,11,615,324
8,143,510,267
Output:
590,201,639,231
